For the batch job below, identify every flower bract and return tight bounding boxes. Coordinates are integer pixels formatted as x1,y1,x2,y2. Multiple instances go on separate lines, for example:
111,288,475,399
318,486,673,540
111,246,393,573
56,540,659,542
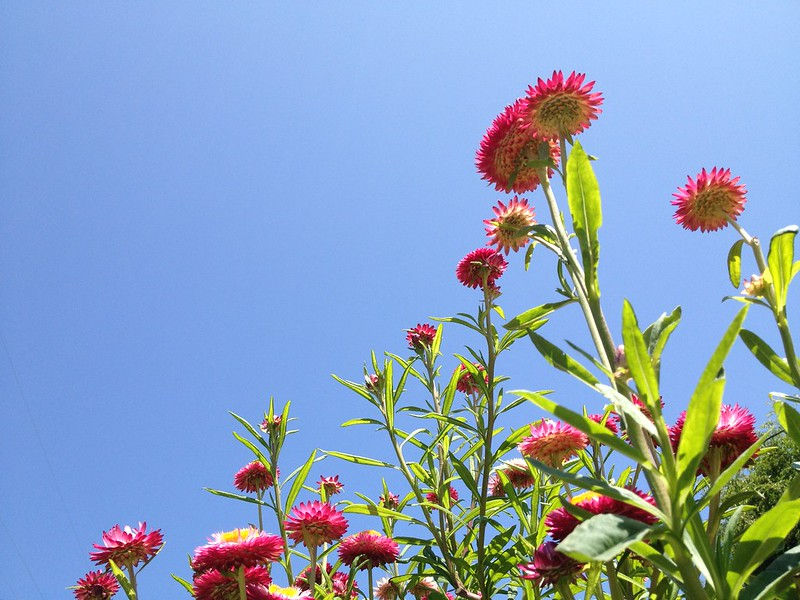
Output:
317,474,344,496
672,167,747,232
193,565,272,600
456,247,507,289
518,541,584,586
337,530,399,570
89,522,163,569
73,570,120,600
518,419,589,467
285,501,348,548
406,323,437,351
484,196,536,255
522,70,603,139
234,461,275,493
455,362,488,395
192,528,283,573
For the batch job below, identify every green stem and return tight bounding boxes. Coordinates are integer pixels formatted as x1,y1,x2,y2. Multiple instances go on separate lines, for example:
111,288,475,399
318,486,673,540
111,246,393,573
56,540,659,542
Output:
270,463,293,582
706,451,722,545
257,490,264,531
368,567,374,600
126,565,138,599
605,562,624,600
237,565,246,600
557,579,576,600
307,543,318,593
671,546,709,600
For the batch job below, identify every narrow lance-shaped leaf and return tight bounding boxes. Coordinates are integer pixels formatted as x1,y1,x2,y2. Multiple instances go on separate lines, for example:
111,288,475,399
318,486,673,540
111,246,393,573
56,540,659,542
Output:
768,225,798,311
739,329,795,385
739,545,800,600
528,332,599,387
566,140,602,298
727,238,745,288
775,400,800,447
504,299,575,331
621,300,663,425
285,449,317,512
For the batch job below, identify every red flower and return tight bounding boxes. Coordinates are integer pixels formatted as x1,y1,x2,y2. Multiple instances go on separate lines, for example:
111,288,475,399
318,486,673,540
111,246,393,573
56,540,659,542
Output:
425,486,459,508
234,461,275,493
518,420,589,467
259,415,282,433
73,570,119,600
456,247,507,289
476,100,560,193
379,492,400,510
90,522,163,569
193,565,272,600
522,71,603,139
519,541,583,586
455,362,488,395
338,530,399,570
317,474,344,496
406,323,437,351
192,528,283,573
587,413,619,435
669,404,758,476
672,167,747,232
365,372,383,395
545,488,658,541
484,197,536,255
489,458,536,496
284,501,348,548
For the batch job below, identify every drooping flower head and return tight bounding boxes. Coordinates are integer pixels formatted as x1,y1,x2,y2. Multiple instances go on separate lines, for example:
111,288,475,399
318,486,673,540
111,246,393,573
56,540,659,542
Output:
338,530,400,570
425,486,459,508
518,541,584,587
522,71,603,139
263,584,312,600
587,413,619,435
193,565,272,600
484,197,536,255
192,528,283,573
90,522,164,569
456,247,507,289
73,570,120,600
455,362,488,395
406,323,437,351
285,501,348,548
374,576,401,600
672,167,747,232
518,420,589,467
545,488,658,541
669,404,758,476
317,474,344,496
489,458,536,496
476,100,561,193
234,461,276,493
379,491,400,510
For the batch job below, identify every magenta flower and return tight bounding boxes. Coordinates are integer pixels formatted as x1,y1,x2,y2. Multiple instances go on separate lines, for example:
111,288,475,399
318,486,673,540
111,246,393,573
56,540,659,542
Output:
672,167,746,232
456,247,507,289
73,570,120,600
522,70,603,139
234,461,276,493
406,323,437,351
518,419,589,467
317,474,344,496
285,501,348,548
455,362,488,395
338,530,399,570
519,541,583,586
90,522,163,569
193,565,272,600
484,197,536,254
191,528,283,573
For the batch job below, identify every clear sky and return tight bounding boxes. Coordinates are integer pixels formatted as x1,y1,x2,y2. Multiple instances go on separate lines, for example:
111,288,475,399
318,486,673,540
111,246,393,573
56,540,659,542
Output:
1,3,799,598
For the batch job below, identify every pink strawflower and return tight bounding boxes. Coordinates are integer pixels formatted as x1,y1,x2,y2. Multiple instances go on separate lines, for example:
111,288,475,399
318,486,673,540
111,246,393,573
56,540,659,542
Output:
294,563,329,590
73,570,120,600
672,167,747,232
425,486,459,507
259,415,282,433
406,323,437,351
476,100,560,193
456,247,507,289
234,461,275,493
455,362,488,395
611,394,664,435
489,458,536,496
317,474,344,496
90,522,163,569
193,565,272,600
669,404,758,476
484,197,536,254
338,530,400,570
587,413,619,435
263,584,312,600
192,528,283,573
365,372,383,394
522,71,603,139
379,492,400,510
374,577,401,600
545,488,658,541
519,541,583,586
518,420,589,467
285,501,348,548
407,577,437,597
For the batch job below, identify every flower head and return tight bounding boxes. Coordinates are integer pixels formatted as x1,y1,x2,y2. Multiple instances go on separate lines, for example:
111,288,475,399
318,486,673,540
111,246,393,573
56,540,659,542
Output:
263,584,312,600
518,420,589,467
365,372,383,395
519,541,583,587
317,475,344,496
193,565,272,600
545,488,658,541
285,501,348,548
90,522,163,569
235,461,275,494
425,486,459,508
406,323,437,351
407,577,437,598
294,563,330,590
669,404,758,476
379,492,400,510
489,458,536,496
587,413,619,435
522,71,603,139
259,415,282,433
374,577,401,600
73,570,120,600
455,362,488,395
192,528,283,573
456,247,507,289
484,197,536,255
672,167,747,232
476,100,561,193
338,530,399,570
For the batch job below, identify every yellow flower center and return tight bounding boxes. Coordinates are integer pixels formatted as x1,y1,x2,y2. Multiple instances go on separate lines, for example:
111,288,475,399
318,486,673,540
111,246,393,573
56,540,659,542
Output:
571,491,599,505
219,528,253,543
269,584,302,598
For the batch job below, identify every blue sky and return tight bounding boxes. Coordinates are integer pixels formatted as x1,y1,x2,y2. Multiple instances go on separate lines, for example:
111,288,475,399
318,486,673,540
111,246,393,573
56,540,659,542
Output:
1,3,799,598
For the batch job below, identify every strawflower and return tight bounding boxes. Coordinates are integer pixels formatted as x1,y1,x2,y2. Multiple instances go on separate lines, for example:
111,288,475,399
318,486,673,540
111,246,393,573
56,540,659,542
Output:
406,323,437,351
476,99,560,193
425,486,459,507
374,576,400,600
484,196,536,254
519,541,583,587
263,584,312,600
522,70,603,139
338,530,399,570
455,247,507,289
455,362,488,395
234,461,275,493
489,458,536,496
317,474,344,496
588,413,619,435
672,167,747,232
193,565,272,600
192,528,283,573
73,570,119,600
259,415,282,433
518,419,588,467
90,522,163,569
379,491,400,510
285,500,348,548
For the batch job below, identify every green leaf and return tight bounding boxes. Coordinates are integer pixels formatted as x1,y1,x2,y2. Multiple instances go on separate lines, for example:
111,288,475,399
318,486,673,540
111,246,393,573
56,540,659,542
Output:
727,475,800,596
340,417,383,428
775,401,800,446
739,329,795,385
628,541,684,585
528,332,599,387
566,140,602,298
728,239,745,288
323,450,395,468
204,488,269,506
171,574,194,594
739,545,800,600
285,450,316,512
768,225,798,312
621,300,661,419
675,305,749,503
108,559,136,600
594,384,658,437
557,513,652,562
643,306,682,370
341,502,416,523
504,299,575,331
